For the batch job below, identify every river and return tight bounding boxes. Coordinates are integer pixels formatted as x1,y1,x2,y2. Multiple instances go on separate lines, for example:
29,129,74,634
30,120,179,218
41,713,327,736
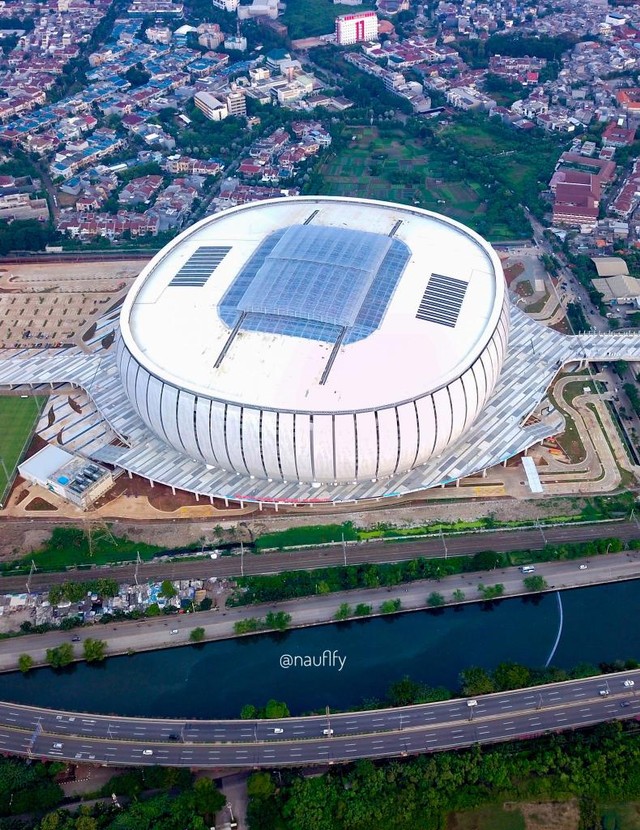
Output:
0,581,638,718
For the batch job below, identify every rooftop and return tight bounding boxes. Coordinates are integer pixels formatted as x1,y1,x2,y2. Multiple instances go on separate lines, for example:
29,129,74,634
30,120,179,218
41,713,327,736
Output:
120,197,505,413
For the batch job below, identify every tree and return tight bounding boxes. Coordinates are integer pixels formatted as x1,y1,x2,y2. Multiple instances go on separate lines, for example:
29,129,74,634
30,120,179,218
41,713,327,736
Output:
470,550,505,570
493,662,531,691
265,611,291,631
380,599,402,614
354,603,372,616
190,627,206,643
160,579,178,600
523,575,548,592
387,676,425,706
427,592,445,607
18,654,34,674
460,666,495,696
452,589,466,602
265,699,290,719
75,816,98,830
83,638,106,663
478,583,505,600
241,704,257,719
192,777,226,820
248,771,275,799
334,603,352,620
46,643,74,669
124,63,151,87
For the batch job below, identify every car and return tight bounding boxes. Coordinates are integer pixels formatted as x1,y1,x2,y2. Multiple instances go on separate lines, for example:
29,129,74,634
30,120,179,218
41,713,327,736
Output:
52,743,63,750
170,629,179,635
579,564,588,570
322,729,334,736
168,734,180,742
624,680,635,687
621,701,631,708
599,689,610,696
467,699,478,707
71,636,81,642
142,750,154,756
273,728,284,734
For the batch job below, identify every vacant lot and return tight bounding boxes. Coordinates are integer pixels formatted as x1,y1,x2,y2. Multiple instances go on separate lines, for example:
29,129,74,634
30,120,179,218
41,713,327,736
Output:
282,0,375,38
449,799,580,830
317,118,559,240
319,126,491,230
0,396,43,502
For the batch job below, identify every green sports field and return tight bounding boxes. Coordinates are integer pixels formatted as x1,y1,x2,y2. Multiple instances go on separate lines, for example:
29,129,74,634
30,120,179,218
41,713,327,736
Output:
0,395,44,503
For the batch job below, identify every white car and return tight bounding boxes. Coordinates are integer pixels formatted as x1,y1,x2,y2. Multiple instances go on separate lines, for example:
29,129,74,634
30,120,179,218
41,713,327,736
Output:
170,629,179,635
579,564,588,570
599,689,610,696
323,729,334,736
142,749,154,756
624,680,635,688
273,728,284,734
53,743,63,750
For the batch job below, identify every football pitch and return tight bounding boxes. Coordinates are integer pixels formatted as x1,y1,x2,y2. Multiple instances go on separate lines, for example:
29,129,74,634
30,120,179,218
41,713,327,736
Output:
0,395,44,503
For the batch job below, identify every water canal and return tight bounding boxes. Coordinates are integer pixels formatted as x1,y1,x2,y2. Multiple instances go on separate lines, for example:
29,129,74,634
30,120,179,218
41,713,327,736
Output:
1,580,639,718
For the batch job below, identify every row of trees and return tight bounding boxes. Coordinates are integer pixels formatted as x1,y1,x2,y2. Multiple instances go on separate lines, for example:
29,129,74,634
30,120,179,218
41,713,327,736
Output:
248,721,640,830
35,638,107,670
231,536,630,607
234,611,292,634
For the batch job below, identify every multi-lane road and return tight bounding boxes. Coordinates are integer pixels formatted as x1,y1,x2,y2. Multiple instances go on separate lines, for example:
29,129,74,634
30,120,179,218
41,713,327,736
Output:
3,519,638,594
0,670,638,768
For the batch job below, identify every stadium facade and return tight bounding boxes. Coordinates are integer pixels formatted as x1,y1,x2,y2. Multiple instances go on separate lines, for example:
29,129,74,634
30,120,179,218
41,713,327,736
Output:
117,197,509,486
1,195,640,507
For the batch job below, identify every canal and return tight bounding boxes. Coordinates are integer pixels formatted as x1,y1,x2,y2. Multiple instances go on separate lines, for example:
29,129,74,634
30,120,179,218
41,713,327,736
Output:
0,580,639,719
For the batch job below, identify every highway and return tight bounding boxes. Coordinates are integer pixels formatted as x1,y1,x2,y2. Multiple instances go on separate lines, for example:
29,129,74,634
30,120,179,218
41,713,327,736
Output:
0,670,638,768
2,519,638,594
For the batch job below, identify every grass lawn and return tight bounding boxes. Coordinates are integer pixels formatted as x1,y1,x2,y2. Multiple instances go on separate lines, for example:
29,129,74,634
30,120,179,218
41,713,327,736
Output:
0,527,164,574
0,396,44,503
319,127,489,230
282,0,375,38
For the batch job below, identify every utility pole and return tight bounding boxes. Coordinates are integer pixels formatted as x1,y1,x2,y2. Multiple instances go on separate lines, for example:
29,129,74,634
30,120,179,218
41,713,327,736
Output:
26,560,37,595
240,540,244,577
440,528,448,560
342,532,347,567
134,551,142,586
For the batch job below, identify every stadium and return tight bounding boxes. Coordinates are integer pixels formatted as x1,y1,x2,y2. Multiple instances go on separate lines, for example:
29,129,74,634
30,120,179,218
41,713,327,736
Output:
1,195,640,507
117,197,509,486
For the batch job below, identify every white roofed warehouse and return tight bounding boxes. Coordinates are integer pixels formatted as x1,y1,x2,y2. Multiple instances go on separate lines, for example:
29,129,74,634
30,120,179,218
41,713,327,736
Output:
117,197,509,487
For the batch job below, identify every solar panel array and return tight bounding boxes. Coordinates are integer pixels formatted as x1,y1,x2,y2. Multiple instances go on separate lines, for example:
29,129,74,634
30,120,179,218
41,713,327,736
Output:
416,273,468,328
169,246,231,287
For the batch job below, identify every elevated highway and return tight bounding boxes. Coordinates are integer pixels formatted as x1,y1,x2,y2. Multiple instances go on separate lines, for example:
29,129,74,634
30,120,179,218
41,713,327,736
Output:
0,670,637,768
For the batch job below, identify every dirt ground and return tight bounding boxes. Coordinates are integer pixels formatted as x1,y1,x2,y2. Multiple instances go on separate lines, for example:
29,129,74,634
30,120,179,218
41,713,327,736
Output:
0,260,142,348
0,493,593,559
505,799,580,830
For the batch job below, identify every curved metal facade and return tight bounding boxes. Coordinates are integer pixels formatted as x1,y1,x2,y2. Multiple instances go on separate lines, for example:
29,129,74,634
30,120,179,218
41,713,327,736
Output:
116,295,509,484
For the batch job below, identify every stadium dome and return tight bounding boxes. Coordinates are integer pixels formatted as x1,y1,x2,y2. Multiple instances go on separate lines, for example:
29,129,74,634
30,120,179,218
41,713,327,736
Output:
117,196,509,485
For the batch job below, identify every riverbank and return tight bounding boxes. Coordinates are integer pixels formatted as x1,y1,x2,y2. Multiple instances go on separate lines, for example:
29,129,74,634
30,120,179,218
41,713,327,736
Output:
3,550,640,674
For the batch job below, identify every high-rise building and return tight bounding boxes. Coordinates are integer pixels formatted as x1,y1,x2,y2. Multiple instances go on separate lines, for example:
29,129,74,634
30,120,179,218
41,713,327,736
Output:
226,89,247,116
335,10,378,45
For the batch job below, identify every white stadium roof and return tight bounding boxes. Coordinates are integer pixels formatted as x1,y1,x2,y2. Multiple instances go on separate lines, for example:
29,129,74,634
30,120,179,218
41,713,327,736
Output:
120,197,505,414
